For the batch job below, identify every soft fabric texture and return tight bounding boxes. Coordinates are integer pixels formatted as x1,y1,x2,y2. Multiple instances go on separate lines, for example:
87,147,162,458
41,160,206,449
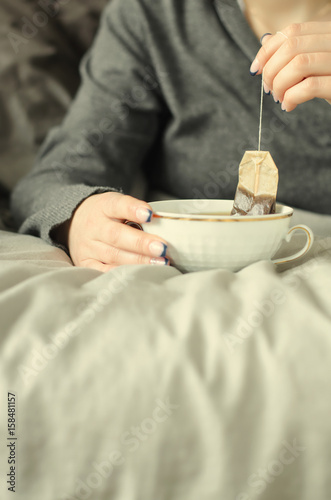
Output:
1,225,331,500
10,0,331,258
2,2,331,498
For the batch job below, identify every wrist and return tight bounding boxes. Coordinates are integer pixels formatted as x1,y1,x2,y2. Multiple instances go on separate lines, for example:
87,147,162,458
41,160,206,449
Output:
51,219,72,249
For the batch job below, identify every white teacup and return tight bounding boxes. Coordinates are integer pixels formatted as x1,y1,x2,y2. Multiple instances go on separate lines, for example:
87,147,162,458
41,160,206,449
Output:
141,199,314,273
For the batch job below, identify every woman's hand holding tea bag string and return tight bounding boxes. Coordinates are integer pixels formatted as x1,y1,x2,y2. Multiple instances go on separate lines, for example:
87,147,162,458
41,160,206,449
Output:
250,21,331,111
52,192,170,272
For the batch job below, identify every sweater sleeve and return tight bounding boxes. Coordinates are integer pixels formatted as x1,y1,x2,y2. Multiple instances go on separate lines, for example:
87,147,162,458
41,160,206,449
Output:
10,0,165,256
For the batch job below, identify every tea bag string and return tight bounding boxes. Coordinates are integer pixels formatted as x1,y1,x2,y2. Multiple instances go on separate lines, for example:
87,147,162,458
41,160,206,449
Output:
254,71,264,194
258,71,264,152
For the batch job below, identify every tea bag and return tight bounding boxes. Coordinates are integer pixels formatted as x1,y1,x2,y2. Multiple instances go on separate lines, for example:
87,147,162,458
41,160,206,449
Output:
231,151,279,216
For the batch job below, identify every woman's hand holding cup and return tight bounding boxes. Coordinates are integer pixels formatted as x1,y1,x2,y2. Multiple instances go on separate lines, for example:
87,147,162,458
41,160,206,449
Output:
52,192,170,272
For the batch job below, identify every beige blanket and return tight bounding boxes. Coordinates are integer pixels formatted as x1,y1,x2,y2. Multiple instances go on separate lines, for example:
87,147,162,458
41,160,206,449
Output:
1,219,331,499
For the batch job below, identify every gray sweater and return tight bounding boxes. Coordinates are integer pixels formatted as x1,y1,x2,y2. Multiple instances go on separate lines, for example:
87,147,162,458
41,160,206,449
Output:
10,0,331,257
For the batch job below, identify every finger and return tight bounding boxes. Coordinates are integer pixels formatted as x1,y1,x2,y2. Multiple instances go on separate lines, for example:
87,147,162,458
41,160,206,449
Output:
79,258,119,273
267,34,331,89
274,52,331,102
90,240,170,267
282,75,331,112
251,23,331,75
262,34,331,99
251,32,292,75
102,192,154,224
96,219,169,257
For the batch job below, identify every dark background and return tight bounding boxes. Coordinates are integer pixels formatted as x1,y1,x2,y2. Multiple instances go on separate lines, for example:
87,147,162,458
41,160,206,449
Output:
0,0,109,228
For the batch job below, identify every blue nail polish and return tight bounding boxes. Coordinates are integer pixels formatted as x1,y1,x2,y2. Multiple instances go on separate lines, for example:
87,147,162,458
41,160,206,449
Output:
160,244,167,258
250,70,258,76
164,258,170,265
260,32,272,44
145,209,152,222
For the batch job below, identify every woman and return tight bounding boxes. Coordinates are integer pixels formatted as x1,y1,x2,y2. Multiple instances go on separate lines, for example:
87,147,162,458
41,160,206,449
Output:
10,0,331,272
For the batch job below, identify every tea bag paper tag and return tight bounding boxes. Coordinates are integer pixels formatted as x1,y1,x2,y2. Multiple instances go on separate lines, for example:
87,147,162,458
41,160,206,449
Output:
240,151,278,197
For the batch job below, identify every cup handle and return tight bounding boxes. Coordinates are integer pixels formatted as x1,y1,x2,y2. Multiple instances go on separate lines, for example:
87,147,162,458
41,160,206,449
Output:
271,224,314,265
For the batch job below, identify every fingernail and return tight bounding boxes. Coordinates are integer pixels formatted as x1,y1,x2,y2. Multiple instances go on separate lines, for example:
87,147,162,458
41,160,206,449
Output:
260,32,272,44
263,82,271,95
273,93,280,104
150,257,169,266
136,207,152,222
149,241,167,257
281,102,287,112
250,59,260,76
